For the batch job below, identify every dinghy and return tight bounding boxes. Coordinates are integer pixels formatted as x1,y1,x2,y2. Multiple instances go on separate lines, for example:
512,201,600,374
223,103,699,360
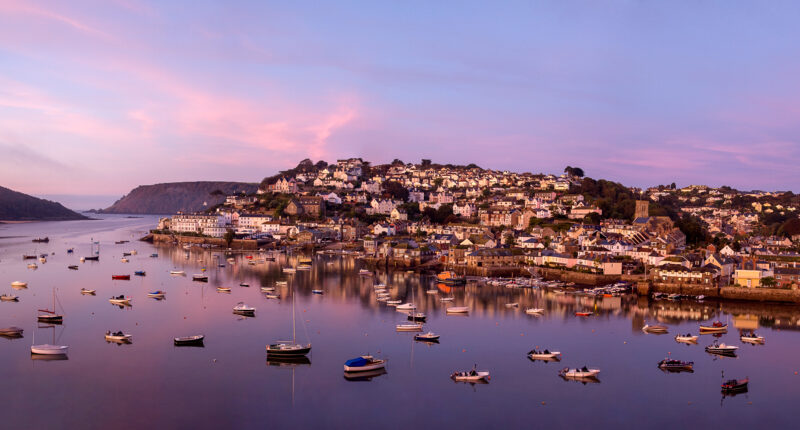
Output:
239,282,250,287
170,270,185,275
30,344,68,356
0,327,23,337
105,331,132,342
440,297,455,302
525,308,545,315
575,311,593,317
311,289,324,295
11,281,27,288
451,367,490,382
386,300,401,306
174,335,204,346
217,287,232,293
528,349,561,360
0,294,19,302
559,367,600,378
396,302,416,311
192,274,208,282
446,306,469,314
721,378,749,393
699,321,727,334
68,265,79,270
396,323,423,332
260,286,275,292
109,295,131,305
134,271,146,276
344,356,386,372
505,303,519,308
111,275,130,280
674,334,698,343
147,291,166,298
643,324,669,334
80,288,96,295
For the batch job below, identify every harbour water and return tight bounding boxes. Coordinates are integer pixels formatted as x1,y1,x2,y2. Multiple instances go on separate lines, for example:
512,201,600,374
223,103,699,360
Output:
1,216,798,428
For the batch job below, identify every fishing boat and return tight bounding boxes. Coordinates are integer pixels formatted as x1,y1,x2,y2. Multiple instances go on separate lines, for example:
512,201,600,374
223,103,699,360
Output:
643,324,669,334
396,303,416,311
740,332,765,344
105,331,132,343
0,327,24,337
451,367,490,382
37,288,64,323
32,237,49,243
174,335,204,346
266,282,311,357
134,271,146,276
699,321,728,333
192,274,208,282
657,358,694,371
528,349,561,360
705,342,738,356
446,306,469,314
674,334,699,343
343,356,386,372
11,281,27,288
358,269,373,276
559,367,600,378
147,290,166,298
525,308,545,315
437,271,466,285
414,332,440,342
80,288,96,295
68,265,79,270
0,294,19,302
575,311,593,317
170,270,185,275
721,378,749,393
109,295,132,305
233,302,256,316
111,275,130,280
396,323,423,332
217,287,232,293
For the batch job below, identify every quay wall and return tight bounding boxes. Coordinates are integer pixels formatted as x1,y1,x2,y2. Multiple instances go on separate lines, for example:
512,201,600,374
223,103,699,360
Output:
534,267,620,286
147,233,264,250
637,281,800,304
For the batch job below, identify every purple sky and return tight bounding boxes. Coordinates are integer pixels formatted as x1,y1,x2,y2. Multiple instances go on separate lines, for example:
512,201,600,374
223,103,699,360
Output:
1,0,800,197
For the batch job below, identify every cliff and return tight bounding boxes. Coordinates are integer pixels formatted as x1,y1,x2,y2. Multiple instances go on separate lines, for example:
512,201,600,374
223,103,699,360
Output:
101,182,258,214
0,186,88,221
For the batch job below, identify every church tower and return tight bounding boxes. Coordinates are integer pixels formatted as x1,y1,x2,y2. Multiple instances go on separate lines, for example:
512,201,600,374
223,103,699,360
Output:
634,200,649,220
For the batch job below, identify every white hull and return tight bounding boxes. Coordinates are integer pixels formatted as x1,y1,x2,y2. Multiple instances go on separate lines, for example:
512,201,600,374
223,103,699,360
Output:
396,303,416,311
396,323,423,332
560,369,600,378
451,371,490,382
675,335,698,343
741,336,765,344
11,281,27,288
525,308,544,315
344,361,386,372
529,352,561,359
105,334,132,342
446,307,469,314
31,344,69,355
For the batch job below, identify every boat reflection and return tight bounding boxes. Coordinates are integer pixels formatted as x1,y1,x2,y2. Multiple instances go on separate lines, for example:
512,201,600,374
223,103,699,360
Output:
559,375,601,384
343,368,387,382
30,353,69,362
267,356,311,367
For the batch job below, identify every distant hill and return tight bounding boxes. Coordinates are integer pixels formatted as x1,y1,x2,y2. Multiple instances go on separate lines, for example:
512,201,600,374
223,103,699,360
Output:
101,182,258,214
0,186,89,221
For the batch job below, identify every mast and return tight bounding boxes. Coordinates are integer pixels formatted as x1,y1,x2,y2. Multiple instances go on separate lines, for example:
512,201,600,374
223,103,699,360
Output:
291,280,296,343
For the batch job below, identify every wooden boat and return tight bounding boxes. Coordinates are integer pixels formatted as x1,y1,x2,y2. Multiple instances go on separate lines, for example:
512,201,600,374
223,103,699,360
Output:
311,289,324,295
0,294,19,302
446,306,469,314
575,311,593,317
233,302,256,315
147,291,166,298
699,321,728,333
451,368,490,382
68,265,79,270
109,295,131,305
217,287,232,293
111,275,130,280
396,323,423,332
38,289,64,323
674,334,699,343
643,324,669,334
721,378,749,393
528,349,561,360
134,271,146,276
170,270,185,275
525,308,545,315
414,332,440,341
705,342,738,355
192,274,208,282
740,332,765,344
105,331,132,342
0,327,24,336
396,302,416,311
657,358,693,371
11,281,27,288
559,367,600,378
343,355,386,372
174,335,204,346
32,237,49,243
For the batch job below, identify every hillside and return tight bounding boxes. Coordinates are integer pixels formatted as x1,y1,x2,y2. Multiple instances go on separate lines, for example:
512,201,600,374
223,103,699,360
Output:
101,182,258,214
0,186,88,221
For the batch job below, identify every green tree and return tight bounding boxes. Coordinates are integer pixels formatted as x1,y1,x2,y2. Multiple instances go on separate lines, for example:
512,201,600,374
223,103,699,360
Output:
760,276,777,288
223,229,235,247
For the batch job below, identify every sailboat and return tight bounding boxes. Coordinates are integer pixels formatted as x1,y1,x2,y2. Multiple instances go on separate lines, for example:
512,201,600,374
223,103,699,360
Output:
266,281,311,357
84,239,100,261
31,323,68,356
37,288,64,324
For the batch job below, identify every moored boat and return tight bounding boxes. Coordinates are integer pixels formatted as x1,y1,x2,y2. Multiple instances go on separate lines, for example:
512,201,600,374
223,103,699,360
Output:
11,281,27,288
705,342,738,356
525,308,545,315
0,294,19,302
446,306,469,314
37,288,64,323
30,344,68,355
437,271,466,285
68,265,79,270
414,332,440,342
396,302,416,311
105,331,132,342
575,311,593,317
344,355,386,372
674,333,699,343
134,271,146,276
396,322,423,332
699,321,728,334
233,302,256,315
169,270,185,275
266,341,312,356
559,366,600,378
109,295,132,305
174,335,204,346
311,289,324,295
528,349,561,360
643,324,669,334
721,378,749,393
147,290,166,298
657,358,693,371
80,288,96,295
0,327,24,337
740,332,765,344
192,274,208,282
451,367,490,382
111,275,130,280
217,287,232,293
358,269,373,276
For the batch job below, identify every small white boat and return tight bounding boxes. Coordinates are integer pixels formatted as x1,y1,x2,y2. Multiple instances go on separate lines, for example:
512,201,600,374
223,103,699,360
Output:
260,286,275,292
525,308,544,315
386,300,402,306
275,281,288,286
11,281,27,288
30,344,69,356
296,265,311,271
39,257,47,263
233,302,256,315
740,333,765,344
105,331,132,342
643,324,669,334
217,287,232,293
415,332,440,341
147,291,166,298
344,355,386,372
0,294,19,302
705,342,738,355
451,369,490,382
265,294,280,300
674,334,699,343
109,296,132,305
440,297,455,302
358,269,373,276
170,270,185,275
559,367,600,378
396,303,416,311
528,349,561,360
446,306,469,314
426,289,438,295
80,288,96,295
283,268,297,274
396,323,423,332
505,303,519,308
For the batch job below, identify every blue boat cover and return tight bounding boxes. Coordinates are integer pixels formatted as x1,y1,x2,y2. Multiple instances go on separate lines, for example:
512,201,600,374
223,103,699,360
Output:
345,357,368,367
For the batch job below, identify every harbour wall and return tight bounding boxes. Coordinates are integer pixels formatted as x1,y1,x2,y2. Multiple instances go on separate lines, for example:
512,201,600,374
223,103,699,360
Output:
534,267,621,286
637,281,800,304
145,233,266,250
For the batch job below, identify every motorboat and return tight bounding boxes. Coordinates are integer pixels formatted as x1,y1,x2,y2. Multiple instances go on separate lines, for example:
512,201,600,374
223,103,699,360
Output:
446,306,469,314
32,237,49,243
525,308,545,315
170,270,185,275
657,358,693,371
192,274,208,282
643,324,669,334
559,367,600,378
451,368,490,382
147,291,166,298
575,311,593,317
109,295,132,305
740,332,765,344
11,281,27,288
528,349,561,360
174,335,204,346
105,331,132,343
396,303,416,311
674,334,699,343
68,265,79,270
396,323,423,332
134,271,146,276
344,355,386,372
699,321,728,334
721,378,749,393
80,288,96,295
111,275,130,280
311,289,324,295
0,294,19,302
414,332,440,342
266,341,311,356
407,312,426,322
705,342,738,356
233,302,256,315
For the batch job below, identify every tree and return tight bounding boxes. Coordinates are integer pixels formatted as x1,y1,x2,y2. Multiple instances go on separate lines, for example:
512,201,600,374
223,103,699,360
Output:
564,166,584,177
760,276,777,288
504,234,516,247
210,189,225,196
670,182,677,190
223,229,235,248
391,159,404,166
381,181,409,201
421,159,432,167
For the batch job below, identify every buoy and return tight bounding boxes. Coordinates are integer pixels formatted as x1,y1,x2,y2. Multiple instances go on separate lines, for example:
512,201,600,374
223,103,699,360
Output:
541,401,546,405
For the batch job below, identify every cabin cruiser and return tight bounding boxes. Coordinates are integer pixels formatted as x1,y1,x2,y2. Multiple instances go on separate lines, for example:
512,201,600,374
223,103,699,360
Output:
344,355,386,372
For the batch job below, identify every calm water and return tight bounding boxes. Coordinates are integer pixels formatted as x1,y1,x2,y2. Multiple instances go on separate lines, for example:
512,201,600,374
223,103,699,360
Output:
1,216,799,429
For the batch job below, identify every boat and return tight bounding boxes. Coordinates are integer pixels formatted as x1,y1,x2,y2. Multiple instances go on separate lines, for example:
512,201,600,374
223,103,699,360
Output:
68,265,79,270
674,334,699,343
27,263,38,269
120,258,129,263
407,312,426,322
109,295,132,305
84,240,100,261
396,303,416,311
283,268,297,274
505,303,519,308
311,289,323,295
174,335,204,346
414,332,440,342
275,281,288,286
23,254,37,260
699,321,728,333
217,287,232,293
31,324,68,356
298,257,312,265
80,288,96,295
11,281,27,288
39,257,47,263
525,308,545,315
122,252,131,256
528,349,561,360
0,294,19,302
575,311,593,317
559,367,600,378
170,270,185,275
105,331,132,343
344,368,387,381
426,289,438,295
446,306,469,314
437,271,466,285
740,332,765,344
358,269,373,276
32,237,49,243
150,253,158,258
134,271,146,276
386,300,401,306
67,248,74,253
111,275,130,280
265,294,280,299
643,324,669,334
451,367,490,382
0,327,24,337
192,274,208,282
147,290,166,298
115,240,129,244
239,282,250,287
705,342,738,356
721,378,749,393
343,355,386,372
396,323,423,332
657,358,693,371
266,282,311,357
233,302,256,315
440,297,455,302
296,264,311,271
261,286,275,293
37,288,64,323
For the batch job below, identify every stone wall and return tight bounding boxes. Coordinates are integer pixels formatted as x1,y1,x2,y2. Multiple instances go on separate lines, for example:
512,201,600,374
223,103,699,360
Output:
149,233,263,250
637,280,800,304
534,267,621,286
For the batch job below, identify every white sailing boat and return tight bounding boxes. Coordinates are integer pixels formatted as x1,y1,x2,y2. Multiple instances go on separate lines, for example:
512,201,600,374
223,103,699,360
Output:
31,324,68,356
266,281,311,357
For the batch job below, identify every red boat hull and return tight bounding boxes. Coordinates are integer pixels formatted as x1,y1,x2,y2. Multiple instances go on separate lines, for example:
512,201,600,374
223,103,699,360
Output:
112,275,130,280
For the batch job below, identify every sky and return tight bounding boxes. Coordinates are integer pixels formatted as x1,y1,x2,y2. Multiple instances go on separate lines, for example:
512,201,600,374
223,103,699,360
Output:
2,0,800,201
